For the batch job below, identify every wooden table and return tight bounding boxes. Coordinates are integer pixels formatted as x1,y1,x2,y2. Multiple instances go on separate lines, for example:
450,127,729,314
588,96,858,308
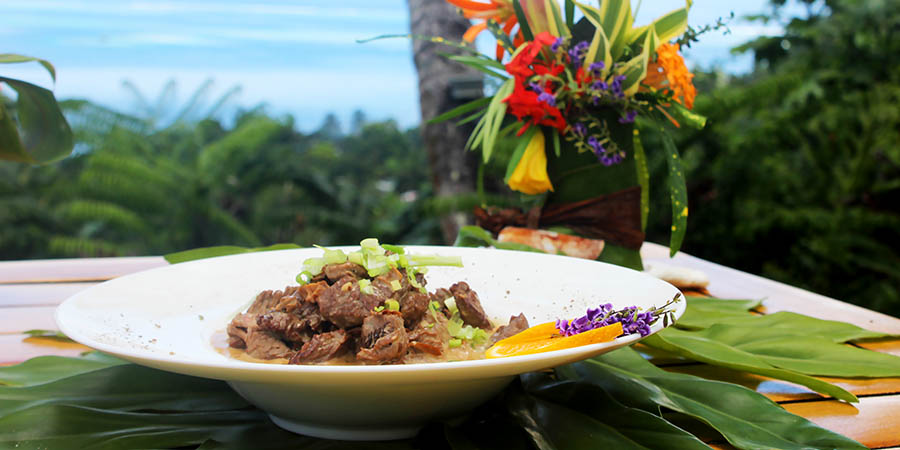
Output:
2,243,899,449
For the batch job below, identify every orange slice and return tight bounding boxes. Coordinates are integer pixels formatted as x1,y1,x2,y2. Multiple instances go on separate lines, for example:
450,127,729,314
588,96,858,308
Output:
485,321,624,358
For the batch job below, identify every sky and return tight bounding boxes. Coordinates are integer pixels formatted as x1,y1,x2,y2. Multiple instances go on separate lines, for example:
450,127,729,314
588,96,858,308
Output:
1,0,788,132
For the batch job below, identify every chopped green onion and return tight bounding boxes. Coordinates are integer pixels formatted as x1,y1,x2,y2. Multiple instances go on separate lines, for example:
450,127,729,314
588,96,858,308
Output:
358,279,374,295
444,297,458,317
374,306,385,312
428,301,441,311
348,252,364,266
301,257,326,277
424,323,435,329
385,299,400,311
360,238,384,255
390,280,402,291
314,245,348,265
382,244,405,254
449,338,462,348
447,316,463,337
405,254,463,268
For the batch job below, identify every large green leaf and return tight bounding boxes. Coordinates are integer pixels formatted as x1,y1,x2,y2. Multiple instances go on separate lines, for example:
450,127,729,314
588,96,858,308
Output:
0,364,249,417
584,26,613,75
620,28,658,98
627,7,688,46
559,348,868,450
633,129,650,231
658,124,688,256
0,354,125,387
643,330,858,402
575,0,632,59
520,373,710,449
669,325,900,377
428,97,491,124
0,77,73,164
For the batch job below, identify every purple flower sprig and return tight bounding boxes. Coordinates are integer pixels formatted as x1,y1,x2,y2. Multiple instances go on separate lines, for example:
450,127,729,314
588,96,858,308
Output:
556,293,682,338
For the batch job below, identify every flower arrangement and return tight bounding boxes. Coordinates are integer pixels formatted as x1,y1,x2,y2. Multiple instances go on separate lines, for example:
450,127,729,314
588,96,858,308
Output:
435,0,707,262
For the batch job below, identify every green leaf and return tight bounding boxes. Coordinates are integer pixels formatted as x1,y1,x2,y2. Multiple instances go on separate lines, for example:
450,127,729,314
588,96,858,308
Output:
0,77,74,164
671,325,900,377
543,0,570,37
505,127,537,182
658,125,688,257
427,97,491,124
559,348,868,450
677,307,894,342
619,28,658,96
633,130,650,232
666,101,707,129
576,0,632,59
512,0,534,41
486,19,516,56
0,364,250,418
596,243,643,271
685,296,763,313
21,329,70,340
0,53,56,81
584,26,613,74
564,0,575,28
480,78,514,163
521,373,711,449
446,55,509,79
164,243,301,264
627,7,688,46
0,355,125,387
642,330,858,402
551,128,561,157
454,225,547,254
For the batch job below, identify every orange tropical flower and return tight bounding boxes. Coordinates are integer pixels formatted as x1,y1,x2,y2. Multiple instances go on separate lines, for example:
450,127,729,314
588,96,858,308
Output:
446,0,517,60
644,43,696,109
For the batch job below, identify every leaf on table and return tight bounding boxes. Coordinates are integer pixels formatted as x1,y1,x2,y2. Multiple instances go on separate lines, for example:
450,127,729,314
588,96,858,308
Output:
0,354,125,387
0,77,73,164
684,325,900,377
684,296,763,312
557,347,867,450
0,364,249,417
520,372,710,449
643,329,858,402
22,329,72,341
164,243,301,264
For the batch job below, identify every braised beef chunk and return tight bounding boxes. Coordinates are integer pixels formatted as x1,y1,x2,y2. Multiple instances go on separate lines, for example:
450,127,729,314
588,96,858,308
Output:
317,276,384,328
323,262,368,282
292,281,329,304
399,290,429,328
289,329,349,364
357,312,408,364
449,282,492,329
246,289,284,315
490,313,529,345
226,313,256,348
407,311,450,356
245,328,293,360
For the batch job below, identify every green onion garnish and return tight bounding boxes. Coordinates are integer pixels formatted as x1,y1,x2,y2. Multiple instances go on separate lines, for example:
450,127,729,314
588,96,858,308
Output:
385,299,400,312
449,339,462,348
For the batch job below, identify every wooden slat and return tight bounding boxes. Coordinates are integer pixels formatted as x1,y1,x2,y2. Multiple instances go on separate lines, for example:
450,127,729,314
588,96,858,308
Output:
641,243,900,334
0,306,59,334
856,339,900,358
0,282,99,307
782,395,900,449
0,334,92,366
666,364,900,402
0,256,166,284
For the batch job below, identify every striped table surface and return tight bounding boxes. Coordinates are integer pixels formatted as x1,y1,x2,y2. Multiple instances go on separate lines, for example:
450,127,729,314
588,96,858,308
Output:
1,243,898,449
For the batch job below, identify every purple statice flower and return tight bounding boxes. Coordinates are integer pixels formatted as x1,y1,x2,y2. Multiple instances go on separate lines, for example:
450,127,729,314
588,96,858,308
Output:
587,135,605,157
537,91,557,106
618,110,638,124
591,80,608,91
551,37,565,53
573,122,587,137
599,151,624,166
568,41,590,68
610,75,627,98
555,294,682,338
588,62,605,77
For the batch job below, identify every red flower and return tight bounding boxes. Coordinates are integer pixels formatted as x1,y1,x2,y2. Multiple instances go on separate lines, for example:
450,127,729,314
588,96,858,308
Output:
502,31,567,135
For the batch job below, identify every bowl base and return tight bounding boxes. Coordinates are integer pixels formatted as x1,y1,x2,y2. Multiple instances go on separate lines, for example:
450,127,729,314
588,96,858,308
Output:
268,414,422,441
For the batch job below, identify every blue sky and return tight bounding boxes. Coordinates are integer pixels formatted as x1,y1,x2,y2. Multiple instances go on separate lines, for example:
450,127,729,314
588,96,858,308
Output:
2,0,788,131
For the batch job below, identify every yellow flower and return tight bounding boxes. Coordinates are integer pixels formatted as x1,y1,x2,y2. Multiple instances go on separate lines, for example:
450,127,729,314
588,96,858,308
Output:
508,130,554,195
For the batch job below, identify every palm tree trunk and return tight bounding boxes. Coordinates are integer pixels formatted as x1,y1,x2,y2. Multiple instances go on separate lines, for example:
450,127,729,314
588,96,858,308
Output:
407,0,482,244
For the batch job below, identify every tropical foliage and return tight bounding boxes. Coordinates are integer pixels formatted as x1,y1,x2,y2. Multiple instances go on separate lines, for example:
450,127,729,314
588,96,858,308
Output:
0,94,440,260
644,0,900,316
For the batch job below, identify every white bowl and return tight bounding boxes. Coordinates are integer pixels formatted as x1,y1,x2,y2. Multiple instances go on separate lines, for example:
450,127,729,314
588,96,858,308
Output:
56,246,684,440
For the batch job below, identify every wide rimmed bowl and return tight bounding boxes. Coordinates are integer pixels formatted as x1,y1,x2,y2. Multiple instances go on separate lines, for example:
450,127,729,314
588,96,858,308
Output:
56,246,684,441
